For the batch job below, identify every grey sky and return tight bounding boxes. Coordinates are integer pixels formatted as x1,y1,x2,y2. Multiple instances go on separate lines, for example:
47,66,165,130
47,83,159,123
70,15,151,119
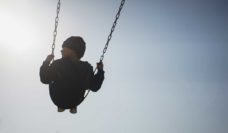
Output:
0,0,227,133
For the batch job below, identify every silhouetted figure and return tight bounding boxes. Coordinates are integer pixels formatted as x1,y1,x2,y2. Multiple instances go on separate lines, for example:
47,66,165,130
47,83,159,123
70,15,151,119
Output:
40,36,105,114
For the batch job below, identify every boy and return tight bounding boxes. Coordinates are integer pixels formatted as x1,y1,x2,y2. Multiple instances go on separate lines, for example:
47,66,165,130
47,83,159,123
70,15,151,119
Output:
40,36,105,114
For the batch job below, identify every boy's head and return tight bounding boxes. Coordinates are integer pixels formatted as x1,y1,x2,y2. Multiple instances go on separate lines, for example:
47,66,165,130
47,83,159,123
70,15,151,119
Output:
61,36,86,59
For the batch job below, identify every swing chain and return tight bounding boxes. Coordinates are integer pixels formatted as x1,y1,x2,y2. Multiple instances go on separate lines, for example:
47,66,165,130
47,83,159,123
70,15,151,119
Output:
99,0,125,62
52,0,61,55
84,0,126,99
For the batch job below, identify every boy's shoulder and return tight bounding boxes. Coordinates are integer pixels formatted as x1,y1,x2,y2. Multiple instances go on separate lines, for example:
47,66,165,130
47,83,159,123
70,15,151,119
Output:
52,59,93,71
51,58,71,67
80,61,93,69
52,58,64,65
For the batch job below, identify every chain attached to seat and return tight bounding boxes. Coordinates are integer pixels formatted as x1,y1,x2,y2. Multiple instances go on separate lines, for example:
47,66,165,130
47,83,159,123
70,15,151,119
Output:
99,0,125,62
84,0,126,99
51,0,61,56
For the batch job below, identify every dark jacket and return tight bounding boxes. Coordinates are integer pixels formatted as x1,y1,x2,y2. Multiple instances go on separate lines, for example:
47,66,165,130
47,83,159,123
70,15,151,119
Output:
40,58,104,108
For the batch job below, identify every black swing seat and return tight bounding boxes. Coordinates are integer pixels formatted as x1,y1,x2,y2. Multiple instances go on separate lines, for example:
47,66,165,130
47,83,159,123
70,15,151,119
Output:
49,81,86,109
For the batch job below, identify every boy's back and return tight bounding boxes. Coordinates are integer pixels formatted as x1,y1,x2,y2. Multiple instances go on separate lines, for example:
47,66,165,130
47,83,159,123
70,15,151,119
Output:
40,58,104,109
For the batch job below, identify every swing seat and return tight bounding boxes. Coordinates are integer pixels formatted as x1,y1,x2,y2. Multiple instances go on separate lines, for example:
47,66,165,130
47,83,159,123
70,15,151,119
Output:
49,81,86,109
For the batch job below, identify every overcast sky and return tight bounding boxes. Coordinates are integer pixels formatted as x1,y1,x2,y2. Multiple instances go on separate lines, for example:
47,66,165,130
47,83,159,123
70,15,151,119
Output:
0,0,227,133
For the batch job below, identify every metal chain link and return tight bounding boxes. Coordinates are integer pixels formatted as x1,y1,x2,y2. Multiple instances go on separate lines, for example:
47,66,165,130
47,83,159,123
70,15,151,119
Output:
84,0,126,99
99,0,125,62
51,0,61,55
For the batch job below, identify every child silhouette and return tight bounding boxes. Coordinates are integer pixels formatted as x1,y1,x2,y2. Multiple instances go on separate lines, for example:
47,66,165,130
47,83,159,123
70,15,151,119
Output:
40,36,105,114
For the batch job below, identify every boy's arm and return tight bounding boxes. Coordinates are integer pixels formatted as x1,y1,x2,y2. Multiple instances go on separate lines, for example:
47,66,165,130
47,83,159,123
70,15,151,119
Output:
39,55,57,84
89,62,105,92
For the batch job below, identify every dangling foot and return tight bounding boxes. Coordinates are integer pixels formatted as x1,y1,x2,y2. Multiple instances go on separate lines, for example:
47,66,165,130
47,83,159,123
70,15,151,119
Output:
58,107,65,112
70,107,77,114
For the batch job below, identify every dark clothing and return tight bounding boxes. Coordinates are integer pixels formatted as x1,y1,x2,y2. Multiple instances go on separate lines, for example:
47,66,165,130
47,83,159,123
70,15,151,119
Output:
40,58,104,109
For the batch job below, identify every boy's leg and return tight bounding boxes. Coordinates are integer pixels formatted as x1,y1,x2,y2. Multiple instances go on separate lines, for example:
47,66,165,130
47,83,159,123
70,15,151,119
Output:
58,107,65,112
70,107,77,114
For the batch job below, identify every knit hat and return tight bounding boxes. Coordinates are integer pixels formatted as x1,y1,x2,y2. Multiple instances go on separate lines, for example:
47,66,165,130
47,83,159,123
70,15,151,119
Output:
62,36,86,59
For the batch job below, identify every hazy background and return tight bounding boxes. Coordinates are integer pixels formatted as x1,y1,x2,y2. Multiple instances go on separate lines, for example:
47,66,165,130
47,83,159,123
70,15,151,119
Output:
0,0,227,133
